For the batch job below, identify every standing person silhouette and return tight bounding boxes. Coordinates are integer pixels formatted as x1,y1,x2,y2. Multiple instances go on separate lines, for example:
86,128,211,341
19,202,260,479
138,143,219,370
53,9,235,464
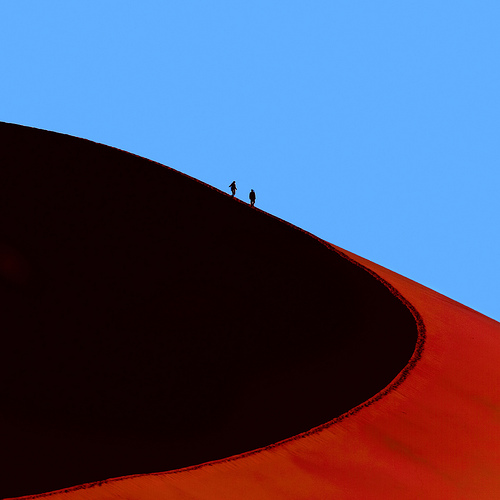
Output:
229,181,237,197
249,189,256,207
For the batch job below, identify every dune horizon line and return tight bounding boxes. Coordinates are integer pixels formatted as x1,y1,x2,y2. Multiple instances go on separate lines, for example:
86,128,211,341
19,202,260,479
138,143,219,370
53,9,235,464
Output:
2,122,499,499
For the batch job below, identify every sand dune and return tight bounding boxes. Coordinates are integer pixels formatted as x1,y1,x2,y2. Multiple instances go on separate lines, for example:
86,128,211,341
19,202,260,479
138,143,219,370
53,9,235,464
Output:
1,123,499,499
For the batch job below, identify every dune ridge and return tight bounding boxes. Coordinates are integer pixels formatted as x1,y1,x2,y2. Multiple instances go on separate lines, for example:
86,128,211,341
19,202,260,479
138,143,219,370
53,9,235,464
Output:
1,122,418,498
5,123,500,499
6,244,427,500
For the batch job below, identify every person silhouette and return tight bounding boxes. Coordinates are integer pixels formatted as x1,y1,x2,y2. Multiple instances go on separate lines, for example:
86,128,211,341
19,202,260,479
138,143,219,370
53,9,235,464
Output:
249,189,256,207
229,181,237,197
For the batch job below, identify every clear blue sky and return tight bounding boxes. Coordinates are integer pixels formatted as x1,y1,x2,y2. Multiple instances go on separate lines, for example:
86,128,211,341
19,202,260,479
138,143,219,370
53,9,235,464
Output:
2,1,499,320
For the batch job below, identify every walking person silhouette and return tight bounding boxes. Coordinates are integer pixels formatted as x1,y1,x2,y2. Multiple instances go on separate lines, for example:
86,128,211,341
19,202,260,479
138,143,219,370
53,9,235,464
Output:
229,181,237,197
249,189,256,207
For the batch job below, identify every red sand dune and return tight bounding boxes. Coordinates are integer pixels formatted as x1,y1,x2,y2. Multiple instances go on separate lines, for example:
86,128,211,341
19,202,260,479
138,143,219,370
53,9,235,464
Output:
1,123,499,499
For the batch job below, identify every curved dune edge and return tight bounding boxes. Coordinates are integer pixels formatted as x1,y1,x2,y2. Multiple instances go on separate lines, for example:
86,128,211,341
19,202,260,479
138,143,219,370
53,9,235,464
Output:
9,236,500,499
1,122,417,498
7,236,428,500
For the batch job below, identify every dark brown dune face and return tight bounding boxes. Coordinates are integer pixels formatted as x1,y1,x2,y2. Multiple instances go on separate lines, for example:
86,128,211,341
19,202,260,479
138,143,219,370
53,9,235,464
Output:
0,122,417,498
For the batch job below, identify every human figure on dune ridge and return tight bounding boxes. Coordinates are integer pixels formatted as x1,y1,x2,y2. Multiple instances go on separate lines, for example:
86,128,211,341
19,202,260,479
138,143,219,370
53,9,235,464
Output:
249,189,256,207
229,181,237,197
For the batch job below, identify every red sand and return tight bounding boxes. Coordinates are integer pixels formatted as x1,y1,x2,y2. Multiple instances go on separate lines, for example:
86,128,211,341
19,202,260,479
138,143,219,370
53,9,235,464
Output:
2,123,500,499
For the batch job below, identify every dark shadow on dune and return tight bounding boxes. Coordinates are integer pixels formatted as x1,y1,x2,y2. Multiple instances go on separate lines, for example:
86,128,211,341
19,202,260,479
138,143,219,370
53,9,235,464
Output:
0,122,418,498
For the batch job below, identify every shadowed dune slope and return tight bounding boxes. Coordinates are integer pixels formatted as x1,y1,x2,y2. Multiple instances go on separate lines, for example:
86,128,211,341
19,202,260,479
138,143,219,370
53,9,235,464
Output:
0,123,418,498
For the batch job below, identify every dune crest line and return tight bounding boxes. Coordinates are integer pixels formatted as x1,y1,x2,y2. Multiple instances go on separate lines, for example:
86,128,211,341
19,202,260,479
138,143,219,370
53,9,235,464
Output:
2,122,422,499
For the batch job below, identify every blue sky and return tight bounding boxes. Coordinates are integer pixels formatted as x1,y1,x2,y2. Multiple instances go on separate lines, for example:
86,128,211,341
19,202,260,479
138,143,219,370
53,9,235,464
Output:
2,1,499,320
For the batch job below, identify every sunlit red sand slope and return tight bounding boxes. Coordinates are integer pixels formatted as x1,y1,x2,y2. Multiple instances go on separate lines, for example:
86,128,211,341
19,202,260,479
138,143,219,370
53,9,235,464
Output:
1,123,499,499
